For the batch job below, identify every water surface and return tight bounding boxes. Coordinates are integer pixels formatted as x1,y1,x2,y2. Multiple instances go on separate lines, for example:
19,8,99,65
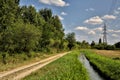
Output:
79,54,105,80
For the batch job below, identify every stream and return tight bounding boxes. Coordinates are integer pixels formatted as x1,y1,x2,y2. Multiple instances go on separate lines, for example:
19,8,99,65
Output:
79,54,105,80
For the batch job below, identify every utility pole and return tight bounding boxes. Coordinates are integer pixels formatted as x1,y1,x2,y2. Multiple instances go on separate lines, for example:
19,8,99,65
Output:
103,23,107,44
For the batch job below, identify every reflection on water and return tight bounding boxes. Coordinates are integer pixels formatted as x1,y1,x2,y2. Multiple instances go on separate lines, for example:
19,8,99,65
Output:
79,54,105,80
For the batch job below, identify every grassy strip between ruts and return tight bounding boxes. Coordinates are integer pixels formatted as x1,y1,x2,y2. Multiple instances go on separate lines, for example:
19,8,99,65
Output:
23,50,89,80
82,50,120,80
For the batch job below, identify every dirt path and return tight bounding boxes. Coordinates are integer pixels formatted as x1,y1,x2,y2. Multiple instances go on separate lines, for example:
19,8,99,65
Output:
0,52,70,80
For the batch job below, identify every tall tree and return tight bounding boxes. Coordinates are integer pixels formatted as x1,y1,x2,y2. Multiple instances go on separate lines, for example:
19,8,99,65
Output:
91,41,95,48
39,8,52,22
0,0,19,31
99,38,102,44
20,6,37,25
114,42,120,49
66,32,76,50
0,22,41,53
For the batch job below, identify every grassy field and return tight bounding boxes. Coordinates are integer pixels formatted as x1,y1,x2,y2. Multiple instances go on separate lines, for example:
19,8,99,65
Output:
23,51,89,80
82,50,120,80
94,50,120,58
0,52,59,72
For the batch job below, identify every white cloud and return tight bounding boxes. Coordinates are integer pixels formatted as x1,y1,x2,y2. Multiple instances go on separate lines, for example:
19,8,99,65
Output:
118,7,120,10
114,10,120,14
115,30,120,33
94,27,103,32
85,8,95,11
108,29,120,33
61,12,67,16
75,26,88,30
58,15,64,20
102,15,116,20
31,4,35,7
108,29,114,32
84,16,103,25
112,34,119,37
88,31,96,35
39,0,69,7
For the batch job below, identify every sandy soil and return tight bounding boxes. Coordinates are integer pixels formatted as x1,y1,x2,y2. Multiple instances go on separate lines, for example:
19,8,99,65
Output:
0,52,70,80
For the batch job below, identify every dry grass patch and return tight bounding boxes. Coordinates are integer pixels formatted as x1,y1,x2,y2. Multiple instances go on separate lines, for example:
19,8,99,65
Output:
94,50,120,58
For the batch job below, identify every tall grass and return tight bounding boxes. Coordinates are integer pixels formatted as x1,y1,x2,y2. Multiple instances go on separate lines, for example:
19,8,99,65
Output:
23,51,89,80
0,52,56,72
82,50,120,80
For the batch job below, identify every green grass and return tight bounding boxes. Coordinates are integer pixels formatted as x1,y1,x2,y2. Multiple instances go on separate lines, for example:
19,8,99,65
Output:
0,52,57,72
82,50,120,80
23,50,89,80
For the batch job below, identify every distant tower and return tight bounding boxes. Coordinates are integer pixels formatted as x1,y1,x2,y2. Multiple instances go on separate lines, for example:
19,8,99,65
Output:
103,23,107,44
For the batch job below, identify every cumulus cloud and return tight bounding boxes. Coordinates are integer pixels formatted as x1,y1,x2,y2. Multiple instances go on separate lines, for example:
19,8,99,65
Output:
84,16,103,25
118,7,120,10
112,34,119,37
31,4,35,7
113,7,120,15
85,8,95,11
39,0,69,7
94,27,103,32
58,15,64,20
75,26,88,30
114,10,120,14
102,15,116,20
88,31,96,35
61,12,67,16
108,29,120,33
115,30,120,33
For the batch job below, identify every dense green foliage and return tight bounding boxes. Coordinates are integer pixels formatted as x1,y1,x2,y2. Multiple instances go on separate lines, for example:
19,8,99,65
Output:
91,41,95,48
0,0,91,66
65,32,76,50
114,42,120,49
90,38,118,50
23,51,89,80
83,50,120,80
0,0,66,54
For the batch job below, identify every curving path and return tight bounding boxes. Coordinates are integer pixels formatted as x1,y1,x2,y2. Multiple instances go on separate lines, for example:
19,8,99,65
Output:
0,52,70,80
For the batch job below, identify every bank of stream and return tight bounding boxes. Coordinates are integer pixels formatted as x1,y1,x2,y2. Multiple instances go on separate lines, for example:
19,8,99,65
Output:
79,54,105,80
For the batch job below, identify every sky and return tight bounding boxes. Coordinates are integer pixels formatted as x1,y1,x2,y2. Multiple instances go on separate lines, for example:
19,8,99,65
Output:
20,0,120,44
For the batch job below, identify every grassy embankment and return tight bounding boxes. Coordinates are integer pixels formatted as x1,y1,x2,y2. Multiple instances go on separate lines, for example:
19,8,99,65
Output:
82,50,120,80
0,52,61,72
23,51,89,80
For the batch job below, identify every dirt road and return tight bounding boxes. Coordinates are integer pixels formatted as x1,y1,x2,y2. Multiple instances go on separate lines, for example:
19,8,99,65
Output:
0,52,70,80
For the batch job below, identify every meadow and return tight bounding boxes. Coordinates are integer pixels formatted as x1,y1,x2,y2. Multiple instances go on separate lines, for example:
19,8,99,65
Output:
82,50,120,80
23,51,89,80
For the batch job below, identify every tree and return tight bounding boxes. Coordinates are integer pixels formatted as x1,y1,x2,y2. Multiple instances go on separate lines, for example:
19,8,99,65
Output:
91,41,95,48
39,8,52,22
0,22,41,53
99,38,102,44
0,0,19,32
66,32,76,50
0,2,66,54
81,40,90,49
114,42,120,49
20,6,38,25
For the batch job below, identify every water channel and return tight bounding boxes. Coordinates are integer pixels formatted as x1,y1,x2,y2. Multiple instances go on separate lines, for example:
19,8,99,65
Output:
79,54,105,80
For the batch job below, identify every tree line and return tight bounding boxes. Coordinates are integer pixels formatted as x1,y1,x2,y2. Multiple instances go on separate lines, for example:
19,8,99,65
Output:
0,0,87,56
91,38,120,50
0,0,70,54
0,0,119,56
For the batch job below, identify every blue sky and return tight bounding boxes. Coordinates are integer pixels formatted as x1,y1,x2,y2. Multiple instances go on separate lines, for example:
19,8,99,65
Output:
20,0,120,44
